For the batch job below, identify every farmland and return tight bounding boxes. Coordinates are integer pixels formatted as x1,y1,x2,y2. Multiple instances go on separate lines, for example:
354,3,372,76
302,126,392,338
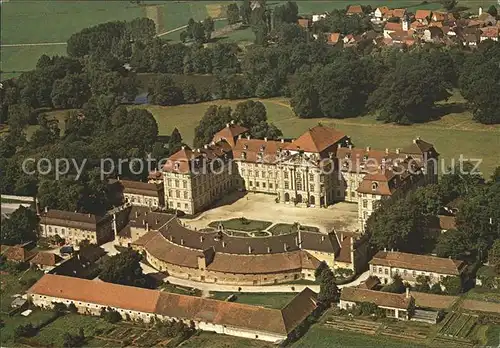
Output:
135,94,500,177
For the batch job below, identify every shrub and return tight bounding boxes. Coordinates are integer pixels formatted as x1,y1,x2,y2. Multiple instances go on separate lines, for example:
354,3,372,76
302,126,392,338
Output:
68,302,78,313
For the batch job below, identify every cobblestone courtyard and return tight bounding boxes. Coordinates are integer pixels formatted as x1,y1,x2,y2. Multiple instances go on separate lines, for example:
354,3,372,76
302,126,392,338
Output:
182,192,360,233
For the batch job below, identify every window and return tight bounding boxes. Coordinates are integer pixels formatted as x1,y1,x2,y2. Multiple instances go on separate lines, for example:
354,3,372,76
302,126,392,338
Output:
412,271,417,277
378,267,383,273
177,202,181,208
175,180,179,188
262,183,266,188
48,227,52,232
183,192,188,199
371,182,379,191
241,169,245,175
351,192,356,197
249,181,253,186
168,189,172,197
384,268,389,275
184,204,188,209
284,172,289,179
284,181,289,189
176,190,180,198
310,184,315,191
309,174,314,181
256,171,259,178
256,182,260,187
269,183,273,189
261,171,265,178
183,180,187,188
363,200,368,208
249,170,253,176
167,178,172,185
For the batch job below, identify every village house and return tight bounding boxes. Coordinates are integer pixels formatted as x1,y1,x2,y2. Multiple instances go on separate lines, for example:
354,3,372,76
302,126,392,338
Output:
28,274,318,344
312,13,327,22
480,26,499,42
415,10,432,25
369,250,466,286
1,244,62,271
374,6,390,20
109,179,164,208
339,287,415,320
39,208,113,246
346,5,363,16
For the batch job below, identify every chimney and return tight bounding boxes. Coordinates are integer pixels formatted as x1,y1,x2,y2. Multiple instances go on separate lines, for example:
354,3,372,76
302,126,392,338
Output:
222,241,226,248
204,144,208,149
248,245,252,254
135,211,139,218
385,148,389,154
283,243,288,251
348,145,353,149
264,137,268,142
281,139,284,143
384,247,387,252
267,246,271,253
200,236,204,242
44,206,48,213
321,235,325,242
145,222,149,231
181,145,186,150
396,148,400,154
338,143,342,148
226,123,230,128
180,238,184,245
478,6,482,15
366,146,371,151
406,287,410,298
238,134,242,139
156,219,159,224
231,120,235,124
295,236,299,246
88,213,91,217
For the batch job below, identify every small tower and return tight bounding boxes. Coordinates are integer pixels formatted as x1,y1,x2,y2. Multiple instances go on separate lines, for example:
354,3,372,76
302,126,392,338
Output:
402,14,410,31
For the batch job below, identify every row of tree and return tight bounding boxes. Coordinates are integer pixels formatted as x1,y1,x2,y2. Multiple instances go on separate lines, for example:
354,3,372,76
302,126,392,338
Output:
366,162,500,264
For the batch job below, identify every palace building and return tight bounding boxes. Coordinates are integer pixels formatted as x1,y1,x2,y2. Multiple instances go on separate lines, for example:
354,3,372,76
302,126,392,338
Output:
162,123,438,230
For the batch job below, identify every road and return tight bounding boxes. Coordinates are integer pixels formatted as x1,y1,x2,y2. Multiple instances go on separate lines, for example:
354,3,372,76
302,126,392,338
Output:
165,271,370,293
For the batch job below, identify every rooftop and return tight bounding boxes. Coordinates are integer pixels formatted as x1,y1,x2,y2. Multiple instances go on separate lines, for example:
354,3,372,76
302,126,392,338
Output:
341,287,412,309
370,251,465,275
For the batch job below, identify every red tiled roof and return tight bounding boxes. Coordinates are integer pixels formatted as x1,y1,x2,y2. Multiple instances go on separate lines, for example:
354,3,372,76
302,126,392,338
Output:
28,274,161,313
233,138,283,164
376,6,390,15
341,287,412,309
411,291,458,309
39,209,109,231
298,18,310,28
384,22,402,32
370,251,465,275
29,274,317,336
109,179,162,197
415,10,432,20
284,126,346,153
346,5,363,14
392,9,407,18
327,32,341,44
480,27,499,38
212,124,248,148
4,245,35,262
30,252,61,266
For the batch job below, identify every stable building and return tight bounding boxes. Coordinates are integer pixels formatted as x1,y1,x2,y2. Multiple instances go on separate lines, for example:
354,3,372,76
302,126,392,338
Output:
28,274,318,344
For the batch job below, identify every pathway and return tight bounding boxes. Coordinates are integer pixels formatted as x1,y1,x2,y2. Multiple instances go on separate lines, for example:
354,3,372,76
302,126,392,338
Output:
165,270,370,293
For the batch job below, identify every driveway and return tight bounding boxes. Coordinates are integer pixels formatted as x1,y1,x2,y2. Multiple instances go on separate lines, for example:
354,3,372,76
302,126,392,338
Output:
182,192,360,233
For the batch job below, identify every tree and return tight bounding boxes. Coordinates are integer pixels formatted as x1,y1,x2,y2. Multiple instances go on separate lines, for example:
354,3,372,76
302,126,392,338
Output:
0,206,39,245
203,17,215,40
14,323,36,339
167,128,183,155
68,302,78,314
441,0,458,11
314,261,330,281
318,269,340,305
63,328,85,348
366,195,426,253
51,74,91,109
368,54,451,124
429,283,443,294
441,276,462,295
240,0,252,24
272,1,298,26
487,5,498,17
435,229,471,259
227,3,240,24
414,275,431,292
193,105,233,148
381,274,405,293
232,100,282,139
290,73,322,118
181,82,198,104
7,104,34,131
53,302,68,314
126,17,156,42
99,249,150,288
491,167,500,183
100,307,122,323
148,74,184,106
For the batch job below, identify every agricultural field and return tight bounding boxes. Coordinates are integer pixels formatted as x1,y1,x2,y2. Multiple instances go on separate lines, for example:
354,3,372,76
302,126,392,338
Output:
182,331,275,348
136,93,500,177
209,292,296,309
434,312,479,347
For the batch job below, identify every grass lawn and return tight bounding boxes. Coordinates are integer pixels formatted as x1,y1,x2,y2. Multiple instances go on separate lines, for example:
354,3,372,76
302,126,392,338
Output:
182,331,275,348
268,223,320,235
293,325,429,348
207,218,272,232
210,292,296,309
136,93,500,177
0,310,56,344
161,282,201,296
464,287,500,302
0,269,44,312
486,325,500,346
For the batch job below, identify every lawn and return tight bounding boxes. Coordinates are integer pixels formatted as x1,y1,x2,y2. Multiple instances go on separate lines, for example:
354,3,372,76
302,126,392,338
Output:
0,310,56,344
209,292,296,309
0,269,44,312
160,282,201,296
464,287,500,303
182,331,275,348
208,218,272,232
268,223,320,235
136,93,500,177
293,325,429,348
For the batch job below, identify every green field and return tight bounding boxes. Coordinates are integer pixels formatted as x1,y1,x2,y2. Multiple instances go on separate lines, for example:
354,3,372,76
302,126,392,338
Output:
182,331,275,348
209,292,296,309
137,93,500,177
294,326,428,348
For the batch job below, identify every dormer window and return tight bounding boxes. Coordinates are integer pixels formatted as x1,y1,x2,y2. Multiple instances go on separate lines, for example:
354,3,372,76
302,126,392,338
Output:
243,144,248,150
174,162,180,170
241,152,246,159
371,182,379,191
345,154,351,159
260,145,265,151
363,155,368,161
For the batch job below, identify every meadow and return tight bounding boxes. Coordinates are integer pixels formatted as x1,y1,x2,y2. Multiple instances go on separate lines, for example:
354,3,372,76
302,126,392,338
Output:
136,93,500,177
2,0,497,78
